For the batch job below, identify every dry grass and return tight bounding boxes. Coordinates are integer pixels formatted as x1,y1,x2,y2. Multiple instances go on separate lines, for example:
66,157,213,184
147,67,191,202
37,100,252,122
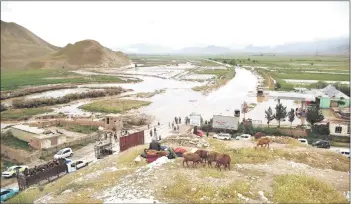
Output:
199,167,226,178
117,144,148,168
272,174,348,203
161,173,252,203
208,138,350,172
7,187,41,204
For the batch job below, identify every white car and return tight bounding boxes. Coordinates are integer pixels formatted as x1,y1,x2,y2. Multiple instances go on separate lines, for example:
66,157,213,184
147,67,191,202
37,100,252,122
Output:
54,148,73,159
217,133,231,140
213,134,218,139
297,138,309,145
70,160,89,170
235,134,252,141
2,165,29,178
337,149,350,158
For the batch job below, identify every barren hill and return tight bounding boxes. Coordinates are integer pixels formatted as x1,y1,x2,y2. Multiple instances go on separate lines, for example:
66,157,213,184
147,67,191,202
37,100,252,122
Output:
1,20,60,69
27,40,132,69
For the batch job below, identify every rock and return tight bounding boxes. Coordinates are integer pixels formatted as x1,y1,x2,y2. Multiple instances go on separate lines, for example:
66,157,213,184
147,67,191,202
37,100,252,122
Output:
191,188,197,192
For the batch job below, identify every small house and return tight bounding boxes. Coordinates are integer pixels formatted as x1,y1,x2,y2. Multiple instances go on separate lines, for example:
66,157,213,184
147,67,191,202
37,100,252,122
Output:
10,125,66,149
315,85,350,109
329,122,350,137
105,114,123,132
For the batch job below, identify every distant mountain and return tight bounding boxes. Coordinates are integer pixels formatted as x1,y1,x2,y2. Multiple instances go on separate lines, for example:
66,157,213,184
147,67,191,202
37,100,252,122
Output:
174,45,234,55
118,43,174,54
242,37,349,55
27,40,131,69
1,20,60,69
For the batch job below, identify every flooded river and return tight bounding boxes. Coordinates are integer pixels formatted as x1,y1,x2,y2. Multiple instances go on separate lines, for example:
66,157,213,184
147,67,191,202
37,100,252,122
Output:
2,63,309,127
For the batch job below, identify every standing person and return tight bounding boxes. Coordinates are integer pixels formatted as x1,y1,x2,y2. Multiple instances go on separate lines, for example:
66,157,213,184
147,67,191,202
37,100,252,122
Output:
179,117,181,124
172,122,174,129
174,117,177,124
150,130,153,137
206,131,209,137
169,122,171,128
158,122,160,126
148,124,150,129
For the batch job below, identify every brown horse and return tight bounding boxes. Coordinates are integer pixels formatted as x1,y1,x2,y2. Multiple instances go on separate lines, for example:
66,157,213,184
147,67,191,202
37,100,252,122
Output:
255,137,270,149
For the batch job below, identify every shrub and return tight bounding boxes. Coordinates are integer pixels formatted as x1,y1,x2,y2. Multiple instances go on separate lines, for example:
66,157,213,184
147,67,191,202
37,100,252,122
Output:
0,103,8,112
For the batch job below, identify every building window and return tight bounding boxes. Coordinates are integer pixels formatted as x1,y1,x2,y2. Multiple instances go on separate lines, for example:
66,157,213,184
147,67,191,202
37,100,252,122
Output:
107,118,110,125
335,126,342,134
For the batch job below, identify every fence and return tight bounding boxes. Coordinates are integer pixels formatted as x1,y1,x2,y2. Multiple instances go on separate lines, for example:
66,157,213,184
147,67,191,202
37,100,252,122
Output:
120,130,144,152
40,133,100,157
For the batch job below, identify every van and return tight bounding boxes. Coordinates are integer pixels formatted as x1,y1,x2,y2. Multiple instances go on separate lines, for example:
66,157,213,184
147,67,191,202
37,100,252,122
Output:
297,138,308,146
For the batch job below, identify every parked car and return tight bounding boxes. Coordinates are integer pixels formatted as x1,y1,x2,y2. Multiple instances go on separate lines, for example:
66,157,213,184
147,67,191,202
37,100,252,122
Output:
212,134,218,139
297,138,309,146
312,140,330,149
1,188,19,202
217,133,231,140
2,165,29,178
235,134,252,141
336,149,350,158
70,160,89,170
54,148,73,159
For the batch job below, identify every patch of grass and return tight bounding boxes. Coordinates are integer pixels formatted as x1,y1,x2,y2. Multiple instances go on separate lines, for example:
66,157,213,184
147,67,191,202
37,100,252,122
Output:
57,124,98,134
272,174,348,203
199,167,226,178
80,99,152,114
1,107,52,120
199,60,222,67
7,187,41,204
161,173,252,203
65,190,103,203
136,89,166,98
208,139,350,172
117,145,148,168
0,131,33,151
1,69,132,91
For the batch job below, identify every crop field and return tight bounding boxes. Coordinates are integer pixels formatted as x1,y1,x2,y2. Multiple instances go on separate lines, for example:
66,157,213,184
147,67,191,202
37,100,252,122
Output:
1,69,132,91
210,55,350,91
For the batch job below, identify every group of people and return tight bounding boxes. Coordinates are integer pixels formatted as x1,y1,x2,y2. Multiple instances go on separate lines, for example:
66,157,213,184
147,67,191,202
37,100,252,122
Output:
149,122,161,141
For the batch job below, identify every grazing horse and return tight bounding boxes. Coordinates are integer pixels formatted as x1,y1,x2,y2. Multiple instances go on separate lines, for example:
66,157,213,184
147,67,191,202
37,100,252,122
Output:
183,152,203,168
215,153,231,171
255,137,270,149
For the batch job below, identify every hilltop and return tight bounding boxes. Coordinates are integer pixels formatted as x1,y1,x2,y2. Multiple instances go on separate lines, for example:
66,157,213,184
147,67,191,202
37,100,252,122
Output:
1,20,131,69
0,20,60,69
27,40,132,69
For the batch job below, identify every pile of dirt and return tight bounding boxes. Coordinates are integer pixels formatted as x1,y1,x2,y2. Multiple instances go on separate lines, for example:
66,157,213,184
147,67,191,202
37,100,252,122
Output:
161,134,210,148
122,113,154,128
1,20,60,69
266,136,299,144
27,40,132,69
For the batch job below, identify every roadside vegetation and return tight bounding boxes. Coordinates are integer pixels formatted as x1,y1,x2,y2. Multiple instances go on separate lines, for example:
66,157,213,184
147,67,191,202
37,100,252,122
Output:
11,88,125,109
1,69,135,91
1,107,52,121
80,99,152,114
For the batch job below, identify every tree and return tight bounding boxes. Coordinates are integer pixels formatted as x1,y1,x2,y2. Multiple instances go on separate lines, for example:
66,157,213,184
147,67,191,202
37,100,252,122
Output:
306,106,324,125
265,107,275,128
274,102,287,128
336,100,346,107
288,108,295,135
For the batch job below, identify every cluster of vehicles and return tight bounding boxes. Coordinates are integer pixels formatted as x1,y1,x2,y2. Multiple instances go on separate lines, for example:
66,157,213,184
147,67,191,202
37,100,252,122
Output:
1,147,90,202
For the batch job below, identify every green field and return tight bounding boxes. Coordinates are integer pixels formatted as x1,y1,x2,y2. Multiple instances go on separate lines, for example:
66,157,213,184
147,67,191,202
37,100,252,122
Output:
1,69,134,91
57,124,99,134
80,99,151,114
1,107,52,120
210,55,349,91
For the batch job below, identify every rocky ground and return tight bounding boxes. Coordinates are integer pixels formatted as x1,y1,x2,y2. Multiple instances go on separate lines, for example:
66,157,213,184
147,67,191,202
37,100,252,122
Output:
8,136,350,204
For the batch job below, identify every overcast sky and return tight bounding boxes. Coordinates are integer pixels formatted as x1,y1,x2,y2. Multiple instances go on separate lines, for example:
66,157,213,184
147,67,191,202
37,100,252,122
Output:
1,1,349,49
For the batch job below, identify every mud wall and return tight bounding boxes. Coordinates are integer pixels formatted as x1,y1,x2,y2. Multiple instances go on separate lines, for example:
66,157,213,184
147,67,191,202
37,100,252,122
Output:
0,145,39,163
